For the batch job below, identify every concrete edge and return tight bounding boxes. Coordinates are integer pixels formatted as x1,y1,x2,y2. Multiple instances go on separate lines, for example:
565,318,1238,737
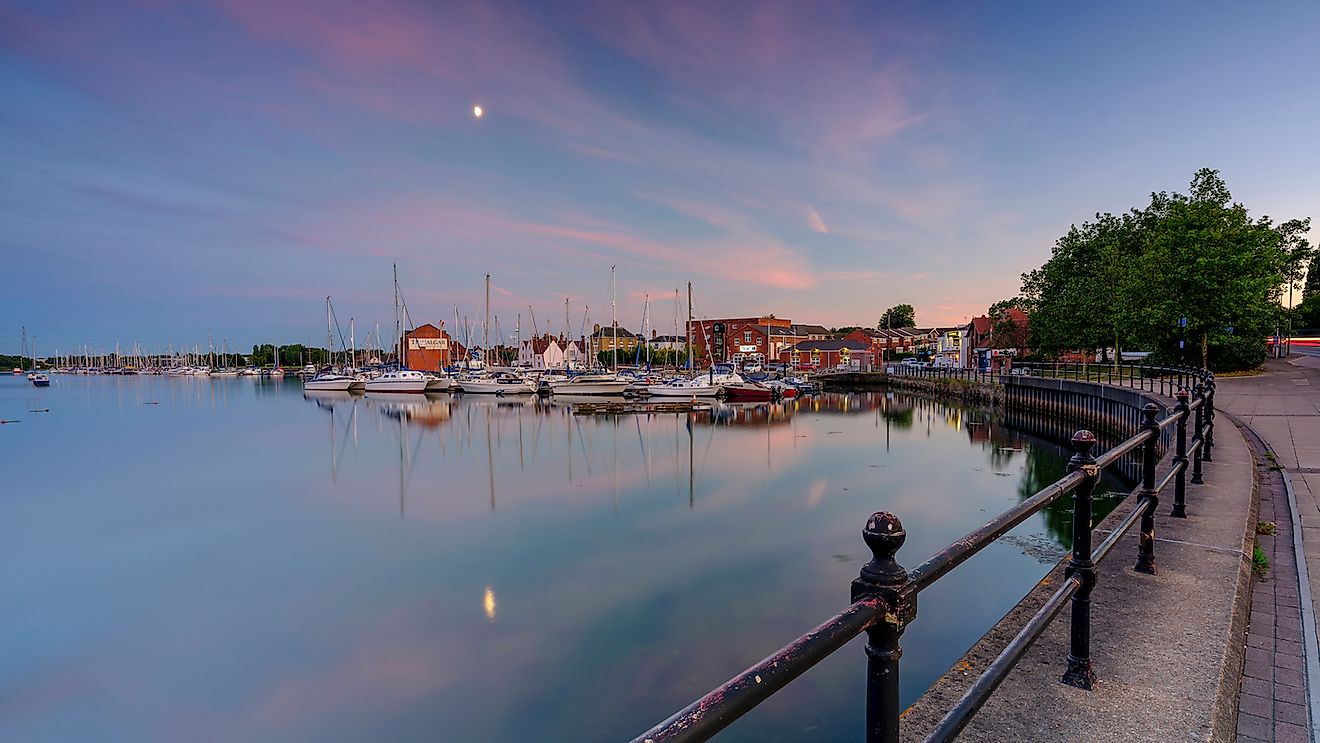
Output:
1209,418,1258,743
1281,467,1320,741
899,418,1259,742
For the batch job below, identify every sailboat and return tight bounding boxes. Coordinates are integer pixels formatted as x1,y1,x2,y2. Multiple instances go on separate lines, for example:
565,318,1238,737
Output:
304,297,365,392
29,338,49,387
552,267,628,396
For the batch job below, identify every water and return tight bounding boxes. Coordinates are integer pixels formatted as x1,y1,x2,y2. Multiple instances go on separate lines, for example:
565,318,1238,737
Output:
0,375,1127,742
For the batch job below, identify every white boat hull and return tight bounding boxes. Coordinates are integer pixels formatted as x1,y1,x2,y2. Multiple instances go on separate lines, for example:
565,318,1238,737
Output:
304,378,363,392
551,380,631,395
459,379,535,394
647,384,719,397
425,377,453,392
365,378,429,393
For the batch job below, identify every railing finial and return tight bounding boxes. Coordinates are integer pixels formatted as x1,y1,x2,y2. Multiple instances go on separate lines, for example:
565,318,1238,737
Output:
860,512,907,586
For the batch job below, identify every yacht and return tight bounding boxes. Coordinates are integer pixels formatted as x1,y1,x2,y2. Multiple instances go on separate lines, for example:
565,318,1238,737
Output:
303,372,365,392
647,369,742,397
30,371,50,387
423,372,453,392
646,376,720,397
551,373,630,396
719,374,774,402
457,371,535,395
365,369,429,394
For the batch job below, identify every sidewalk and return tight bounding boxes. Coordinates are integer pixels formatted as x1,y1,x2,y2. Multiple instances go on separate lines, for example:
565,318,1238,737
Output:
1215,358,1320,742
901,384,1256,741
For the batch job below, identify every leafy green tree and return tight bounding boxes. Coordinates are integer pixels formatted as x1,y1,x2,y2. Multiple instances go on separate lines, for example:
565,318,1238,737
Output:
1022,210,1145,364
1021,168,1295,371
1140,169,1284,369
878,304,915,329
987,298,1030,350
1278,219,1315,343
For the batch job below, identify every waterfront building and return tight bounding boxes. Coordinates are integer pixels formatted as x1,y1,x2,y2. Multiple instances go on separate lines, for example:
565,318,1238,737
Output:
780,339,874,371
518,334,586,369
404,323,464,370
686,316,830,367
647,333,686,352
591,325,640,354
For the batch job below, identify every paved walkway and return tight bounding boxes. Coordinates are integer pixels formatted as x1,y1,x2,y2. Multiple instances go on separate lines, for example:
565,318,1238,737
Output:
902,384,1256,741
1216,357,1320,742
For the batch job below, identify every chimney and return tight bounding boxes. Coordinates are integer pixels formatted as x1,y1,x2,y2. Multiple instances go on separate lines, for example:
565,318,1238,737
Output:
593,323,601,334
651,329,657,339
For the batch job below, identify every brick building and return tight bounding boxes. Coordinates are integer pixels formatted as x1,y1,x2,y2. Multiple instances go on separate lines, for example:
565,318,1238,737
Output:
780,339,874,371
403,323,464,371
687,317,831,367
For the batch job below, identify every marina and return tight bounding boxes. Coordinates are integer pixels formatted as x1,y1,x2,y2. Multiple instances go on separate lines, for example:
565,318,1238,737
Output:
2,374,1128,742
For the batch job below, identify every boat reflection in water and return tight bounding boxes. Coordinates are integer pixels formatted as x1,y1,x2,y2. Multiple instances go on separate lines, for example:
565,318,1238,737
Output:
297,389,1067,520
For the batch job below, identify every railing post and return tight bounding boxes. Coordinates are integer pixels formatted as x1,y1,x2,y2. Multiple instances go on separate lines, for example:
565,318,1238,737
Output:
1063,430,1100,689
1202,376,1215,461
1135,403,1160,574
852,512,914,743
1191,384,1205,485
1171,389,1190,518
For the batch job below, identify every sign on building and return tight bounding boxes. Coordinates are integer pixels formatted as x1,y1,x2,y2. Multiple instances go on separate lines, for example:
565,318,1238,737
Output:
409,338,449,350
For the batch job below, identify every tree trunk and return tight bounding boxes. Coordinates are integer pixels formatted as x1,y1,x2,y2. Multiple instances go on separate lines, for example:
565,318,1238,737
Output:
1201,332,1209,370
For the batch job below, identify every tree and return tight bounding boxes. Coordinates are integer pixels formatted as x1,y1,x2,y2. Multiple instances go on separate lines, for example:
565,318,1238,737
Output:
1305,252,1320,300
1278,219,1315,347
1020,168,1295,371
878,304,915,329
1140,169,1285,369
988,298,1030,351
1021,210,1145,364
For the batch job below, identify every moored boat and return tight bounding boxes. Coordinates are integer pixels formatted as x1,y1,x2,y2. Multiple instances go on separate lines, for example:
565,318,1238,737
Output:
365,369,429,394
30,371,50,387
457,371,535,395
423,373,453,392
550,373,630,396
646,376,721,397
304,372,365,392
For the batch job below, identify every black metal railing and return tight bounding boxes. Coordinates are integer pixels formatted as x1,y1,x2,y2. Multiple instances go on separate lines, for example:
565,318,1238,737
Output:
883,360,1210,401
882,364,996,385
631,368,1216,743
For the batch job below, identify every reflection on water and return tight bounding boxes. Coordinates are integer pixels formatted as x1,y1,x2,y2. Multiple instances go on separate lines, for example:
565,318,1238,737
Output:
1,377,1125,743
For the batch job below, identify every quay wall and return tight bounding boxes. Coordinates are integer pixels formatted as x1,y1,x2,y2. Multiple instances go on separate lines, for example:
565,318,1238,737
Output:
817,371,1002,406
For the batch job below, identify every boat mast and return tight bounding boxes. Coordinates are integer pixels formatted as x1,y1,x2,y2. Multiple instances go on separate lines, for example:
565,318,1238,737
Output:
673,288,680,372
350,318,356,370
326,295,333,369
565,297,571,372
686,282,693,370
610,265,617,372
484,273,491,368
394,263,404,369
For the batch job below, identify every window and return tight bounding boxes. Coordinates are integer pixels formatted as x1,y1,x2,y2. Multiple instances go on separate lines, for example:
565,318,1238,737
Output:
743,331,752,343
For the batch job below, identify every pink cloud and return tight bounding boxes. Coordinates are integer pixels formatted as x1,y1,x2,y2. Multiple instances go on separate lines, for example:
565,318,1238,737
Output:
807,206,829,234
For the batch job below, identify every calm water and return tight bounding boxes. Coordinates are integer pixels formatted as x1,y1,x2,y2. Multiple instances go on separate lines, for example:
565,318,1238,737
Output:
1,375,1125,742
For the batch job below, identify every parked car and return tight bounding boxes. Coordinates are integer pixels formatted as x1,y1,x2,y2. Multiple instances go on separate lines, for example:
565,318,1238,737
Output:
900,357,922,367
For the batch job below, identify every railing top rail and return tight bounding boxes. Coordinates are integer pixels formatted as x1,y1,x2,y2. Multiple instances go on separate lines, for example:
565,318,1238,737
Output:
629,598,887,743
905,469,1087,595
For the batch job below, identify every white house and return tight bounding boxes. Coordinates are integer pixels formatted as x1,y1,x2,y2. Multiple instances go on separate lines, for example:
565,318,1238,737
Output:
518,336,564,370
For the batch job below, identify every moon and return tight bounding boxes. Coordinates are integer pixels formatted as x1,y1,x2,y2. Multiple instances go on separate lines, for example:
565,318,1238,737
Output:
473,104,483,118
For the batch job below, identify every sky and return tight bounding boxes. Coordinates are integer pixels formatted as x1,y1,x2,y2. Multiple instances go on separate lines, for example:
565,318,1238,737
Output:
2,0,1318,356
